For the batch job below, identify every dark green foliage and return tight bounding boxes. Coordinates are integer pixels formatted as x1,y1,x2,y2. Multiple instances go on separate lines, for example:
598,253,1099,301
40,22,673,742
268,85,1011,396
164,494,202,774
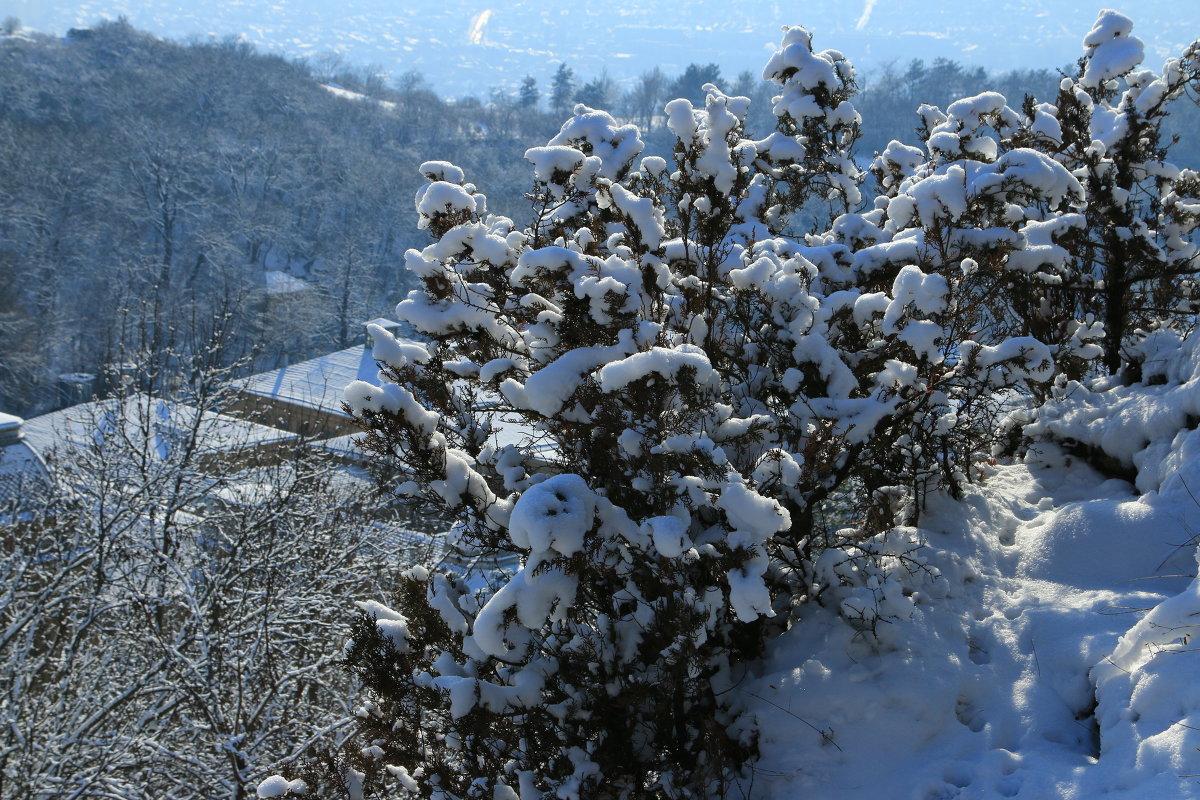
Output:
519,75,540,109
666,63,723,107
551,63,575,117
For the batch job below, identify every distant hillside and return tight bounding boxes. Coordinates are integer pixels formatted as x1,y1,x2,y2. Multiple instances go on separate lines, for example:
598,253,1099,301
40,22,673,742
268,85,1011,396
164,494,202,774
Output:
0,20,561,415
13,0,1199,97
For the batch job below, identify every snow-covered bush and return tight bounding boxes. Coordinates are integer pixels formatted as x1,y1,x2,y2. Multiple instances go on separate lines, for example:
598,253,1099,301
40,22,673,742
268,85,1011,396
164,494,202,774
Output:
282,14,1200,800
1014,10,1200,376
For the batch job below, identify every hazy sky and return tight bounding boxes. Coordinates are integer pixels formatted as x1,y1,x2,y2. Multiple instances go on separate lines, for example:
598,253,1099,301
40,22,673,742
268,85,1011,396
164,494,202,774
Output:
8,1,1199,95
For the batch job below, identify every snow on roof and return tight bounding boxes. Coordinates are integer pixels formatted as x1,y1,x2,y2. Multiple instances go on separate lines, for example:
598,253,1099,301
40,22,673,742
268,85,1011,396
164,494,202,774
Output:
320,83,397,112
262,270,312,295
237,344,380,415
0,411,52,509
23,394,299,459
240,341,550,455
363,317,403,330
490,409,556,455
315,407,552,464
313,432,367,460
363,519,446,557
0,438,51,508
212,482,277,507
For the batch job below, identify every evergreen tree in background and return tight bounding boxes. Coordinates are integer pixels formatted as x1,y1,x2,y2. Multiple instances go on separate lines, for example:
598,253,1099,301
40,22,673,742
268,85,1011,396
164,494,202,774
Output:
550,63,575,118
519,75,540,109
667,62,723,107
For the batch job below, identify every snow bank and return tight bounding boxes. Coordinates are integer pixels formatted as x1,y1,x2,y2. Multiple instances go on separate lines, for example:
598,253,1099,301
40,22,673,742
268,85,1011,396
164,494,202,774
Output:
1093,553,1200,787
1028,330,1200,493
747,437,1200,798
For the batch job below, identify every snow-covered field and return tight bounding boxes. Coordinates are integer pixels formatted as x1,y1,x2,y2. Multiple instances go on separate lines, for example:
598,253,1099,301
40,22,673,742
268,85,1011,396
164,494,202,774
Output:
747,385,1200,797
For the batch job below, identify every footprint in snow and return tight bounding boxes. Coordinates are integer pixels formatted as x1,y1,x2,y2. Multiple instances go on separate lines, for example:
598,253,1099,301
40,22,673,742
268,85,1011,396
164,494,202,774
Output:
956,693,987,733
968,632,992,665
996,773,1023,797
917,764,973,800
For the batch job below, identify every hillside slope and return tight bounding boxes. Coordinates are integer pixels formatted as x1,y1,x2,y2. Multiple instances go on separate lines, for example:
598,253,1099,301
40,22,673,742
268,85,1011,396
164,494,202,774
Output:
0,21,554,415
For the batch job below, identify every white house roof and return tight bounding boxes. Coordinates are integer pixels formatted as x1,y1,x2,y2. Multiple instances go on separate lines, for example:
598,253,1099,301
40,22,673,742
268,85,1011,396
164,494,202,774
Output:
0,413,52,509
236,344,381,415
0,440,51,508
314,432,368,459
363,317,403,330
23,394,299,460
263,270,312,295
315,407,552,465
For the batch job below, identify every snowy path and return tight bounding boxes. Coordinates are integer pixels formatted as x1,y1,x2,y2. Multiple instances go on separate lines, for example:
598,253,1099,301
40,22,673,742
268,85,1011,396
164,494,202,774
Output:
748,446,1200,799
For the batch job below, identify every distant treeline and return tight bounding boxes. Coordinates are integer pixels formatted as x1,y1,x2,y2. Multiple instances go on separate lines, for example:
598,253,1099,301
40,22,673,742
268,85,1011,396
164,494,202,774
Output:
511,55,1200,161
2,19,1197,416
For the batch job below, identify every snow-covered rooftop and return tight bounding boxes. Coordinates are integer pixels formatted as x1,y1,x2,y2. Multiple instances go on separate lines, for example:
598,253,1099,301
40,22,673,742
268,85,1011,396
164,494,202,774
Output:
0,412,52,509
262,270,312,295
236,344,380,416
0,440,51,510
363,317,403,330
321,83,397,112
23,394,299,460
362,519,447,559
311,432,367,460
316,406,554,465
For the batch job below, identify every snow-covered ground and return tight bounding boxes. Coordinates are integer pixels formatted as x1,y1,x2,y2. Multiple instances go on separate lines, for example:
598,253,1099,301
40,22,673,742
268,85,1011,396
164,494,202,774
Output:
747,441,1200,798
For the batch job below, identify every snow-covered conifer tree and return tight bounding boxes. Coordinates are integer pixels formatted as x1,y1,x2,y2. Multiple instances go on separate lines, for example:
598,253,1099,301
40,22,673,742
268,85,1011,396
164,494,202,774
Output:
1005,11,1200,376
283,21,1133,800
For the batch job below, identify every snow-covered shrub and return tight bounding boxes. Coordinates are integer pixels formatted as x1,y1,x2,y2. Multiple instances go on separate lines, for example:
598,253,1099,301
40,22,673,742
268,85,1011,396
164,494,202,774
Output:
281,20,1162,800
1014,10,1200,376
813,526,950,638
865,12,1200,386
1005,14,1200,483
